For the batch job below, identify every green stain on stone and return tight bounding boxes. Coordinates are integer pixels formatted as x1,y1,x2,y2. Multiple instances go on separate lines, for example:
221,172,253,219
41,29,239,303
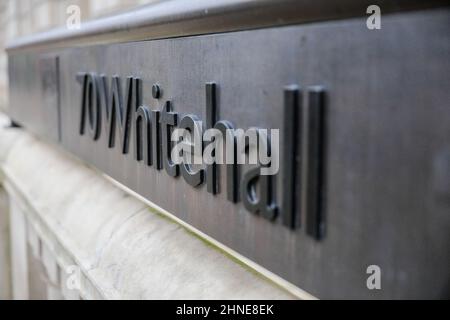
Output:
146,207,297,298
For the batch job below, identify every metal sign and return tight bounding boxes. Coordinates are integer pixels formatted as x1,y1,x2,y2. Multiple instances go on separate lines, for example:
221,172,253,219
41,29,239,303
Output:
7,8,450,298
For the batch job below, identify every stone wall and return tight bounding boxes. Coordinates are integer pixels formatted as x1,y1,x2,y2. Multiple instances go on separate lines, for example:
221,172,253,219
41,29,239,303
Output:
0,112,308,299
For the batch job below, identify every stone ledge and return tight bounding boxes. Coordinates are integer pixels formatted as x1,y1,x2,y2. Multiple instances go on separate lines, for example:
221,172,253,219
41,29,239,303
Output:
0,113,310,299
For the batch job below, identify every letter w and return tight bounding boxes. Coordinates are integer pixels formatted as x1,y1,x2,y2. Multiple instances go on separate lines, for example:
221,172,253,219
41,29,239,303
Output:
99,75,141,153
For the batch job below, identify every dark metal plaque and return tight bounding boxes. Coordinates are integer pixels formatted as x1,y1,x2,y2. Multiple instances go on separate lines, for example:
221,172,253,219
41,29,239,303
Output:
7,9,450,299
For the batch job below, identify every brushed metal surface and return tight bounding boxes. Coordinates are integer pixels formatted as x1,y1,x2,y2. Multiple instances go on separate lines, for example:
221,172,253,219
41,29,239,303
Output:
7,9,450,298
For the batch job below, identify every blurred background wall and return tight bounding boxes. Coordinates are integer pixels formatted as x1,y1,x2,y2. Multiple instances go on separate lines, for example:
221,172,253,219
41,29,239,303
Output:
0,0,163,113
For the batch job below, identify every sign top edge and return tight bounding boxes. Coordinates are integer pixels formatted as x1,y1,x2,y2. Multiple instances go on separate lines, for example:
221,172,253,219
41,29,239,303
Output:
5,0,447,52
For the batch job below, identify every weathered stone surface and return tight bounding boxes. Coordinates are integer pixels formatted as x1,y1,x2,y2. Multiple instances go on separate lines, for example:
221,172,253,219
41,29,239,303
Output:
0,113,306,299
0,185,11,299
